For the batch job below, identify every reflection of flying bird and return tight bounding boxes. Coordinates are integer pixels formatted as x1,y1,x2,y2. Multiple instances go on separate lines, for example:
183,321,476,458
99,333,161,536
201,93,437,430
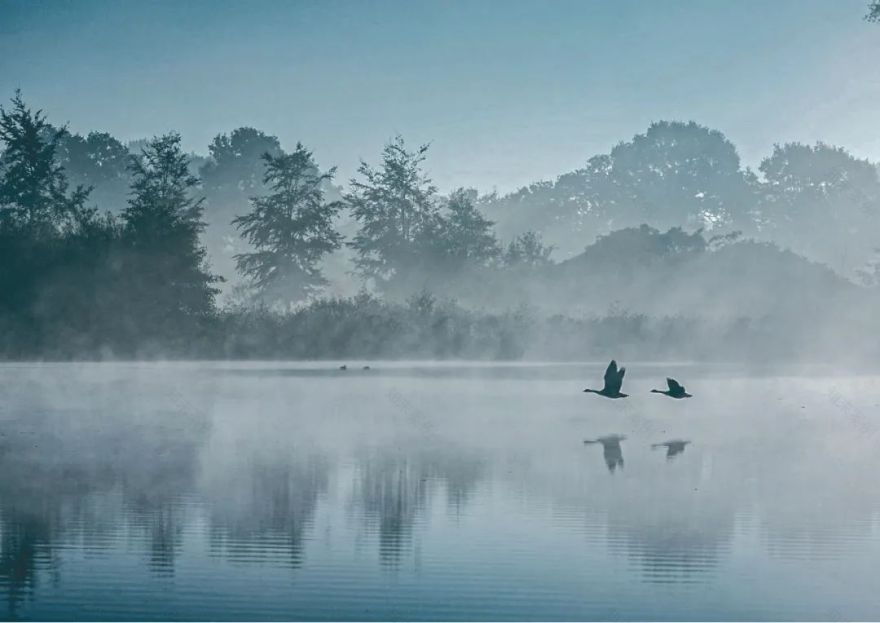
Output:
584,360,628,398
651,439,691,459
584,434,626,472
651,378,692,399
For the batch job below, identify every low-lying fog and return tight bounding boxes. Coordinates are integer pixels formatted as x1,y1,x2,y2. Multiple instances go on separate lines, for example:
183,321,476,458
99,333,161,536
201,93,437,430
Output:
1,361,878,620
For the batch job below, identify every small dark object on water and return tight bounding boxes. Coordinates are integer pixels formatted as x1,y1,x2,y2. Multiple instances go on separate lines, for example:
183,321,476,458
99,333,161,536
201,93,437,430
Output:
363,366,371,370
339,365,347,370
584,360,628,398
651,377,692,399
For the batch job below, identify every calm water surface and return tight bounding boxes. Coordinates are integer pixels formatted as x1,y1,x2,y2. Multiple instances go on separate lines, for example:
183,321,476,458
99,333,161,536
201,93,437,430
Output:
0,361,878,621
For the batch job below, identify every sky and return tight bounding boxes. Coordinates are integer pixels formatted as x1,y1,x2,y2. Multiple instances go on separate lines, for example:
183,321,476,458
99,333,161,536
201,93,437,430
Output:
1,0,879,194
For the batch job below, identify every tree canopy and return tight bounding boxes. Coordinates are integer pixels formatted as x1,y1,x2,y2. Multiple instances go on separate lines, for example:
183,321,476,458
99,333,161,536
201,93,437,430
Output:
233,143,344,306
0,91,91,236
347,136,439,293
120,133,219,343
481,121,757,258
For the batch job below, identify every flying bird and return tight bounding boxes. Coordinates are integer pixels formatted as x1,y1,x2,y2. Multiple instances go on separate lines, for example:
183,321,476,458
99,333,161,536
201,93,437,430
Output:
584,360,628,398
652,439,691,459
584,434,626,472
651,377,692,399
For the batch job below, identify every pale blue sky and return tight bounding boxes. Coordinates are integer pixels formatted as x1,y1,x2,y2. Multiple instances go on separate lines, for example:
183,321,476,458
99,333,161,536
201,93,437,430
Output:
1,0,878,193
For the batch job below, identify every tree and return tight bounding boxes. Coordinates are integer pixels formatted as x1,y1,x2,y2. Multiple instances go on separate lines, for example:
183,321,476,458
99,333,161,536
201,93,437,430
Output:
758,142,880,274
197,128,285,283
347,136,438,292
421,188,500,276
0,91,91,236
0,93,122,356
593,121,756,232
200,127,283,219
481,121,757,258
503,231,554,268
55,130,131,213
233,143,344,305
120,134,219,344
437,188,499,265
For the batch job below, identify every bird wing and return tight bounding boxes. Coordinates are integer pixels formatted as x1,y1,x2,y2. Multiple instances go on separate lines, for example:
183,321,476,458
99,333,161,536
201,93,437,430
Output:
603,359,617,389
667,377,683,392
606,364,625,394
603,360,619,392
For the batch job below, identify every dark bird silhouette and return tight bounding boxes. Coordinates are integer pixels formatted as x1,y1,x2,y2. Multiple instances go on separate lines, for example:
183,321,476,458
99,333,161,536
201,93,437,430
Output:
651,377,692,399
652,439,691,459
584,434,626,472
584,360,628,398
339,365,347,370
362,365,371,370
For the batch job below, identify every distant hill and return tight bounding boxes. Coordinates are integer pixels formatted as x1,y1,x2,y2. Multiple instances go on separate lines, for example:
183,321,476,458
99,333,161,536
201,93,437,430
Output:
443,226,867,322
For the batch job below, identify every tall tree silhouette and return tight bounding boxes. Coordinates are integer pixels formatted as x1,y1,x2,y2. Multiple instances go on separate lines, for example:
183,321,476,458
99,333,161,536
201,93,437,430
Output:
434,188,499,267
0,91,91,236
199,128,284,284
200,127,282,233
233,143,343,305
0,92,111,356
120,134,218,345
347,136,438,293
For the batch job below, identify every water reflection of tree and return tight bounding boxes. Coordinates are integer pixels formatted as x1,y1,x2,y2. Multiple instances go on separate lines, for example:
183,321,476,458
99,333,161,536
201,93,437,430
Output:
0,511,53,620
605,511,733,584
122,429,204,576
0,409,115,618
600,461,737,584
0,398,209,610
354,445,485,567
358,455,430,566
205,455,330,569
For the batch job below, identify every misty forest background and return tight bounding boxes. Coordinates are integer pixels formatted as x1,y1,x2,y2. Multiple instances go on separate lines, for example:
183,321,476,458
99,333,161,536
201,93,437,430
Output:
4,74,880,361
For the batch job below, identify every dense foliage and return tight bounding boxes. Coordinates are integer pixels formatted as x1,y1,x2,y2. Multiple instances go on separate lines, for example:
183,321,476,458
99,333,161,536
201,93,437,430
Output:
234,144,344,306
2,92,880,361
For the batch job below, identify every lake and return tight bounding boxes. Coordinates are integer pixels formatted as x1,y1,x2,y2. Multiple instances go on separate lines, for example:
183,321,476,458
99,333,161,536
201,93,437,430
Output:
0,361,878,621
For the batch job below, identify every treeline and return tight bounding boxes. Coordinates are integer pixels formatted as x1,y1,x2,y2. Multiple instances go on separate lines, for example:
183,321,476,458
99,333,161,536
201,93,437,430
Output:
0,97,218,357
2,91,880,360
482,121,880,278
0,92,552,357
39,108,880,287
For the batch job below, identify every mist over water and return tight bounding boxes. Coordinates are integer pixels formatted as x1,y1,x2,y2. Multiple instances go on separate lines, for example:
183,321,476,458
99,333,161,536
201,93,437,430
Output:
1,362,878,621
